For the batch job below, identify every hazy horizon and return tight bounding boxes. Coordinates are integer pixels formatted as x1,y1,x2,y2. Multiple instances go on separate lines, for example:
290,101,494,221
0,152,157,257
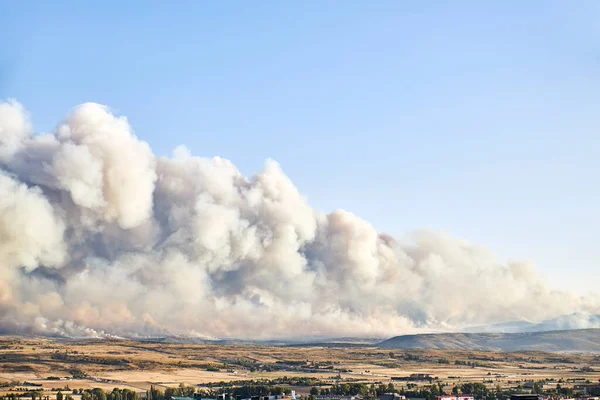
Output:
1,1,599,339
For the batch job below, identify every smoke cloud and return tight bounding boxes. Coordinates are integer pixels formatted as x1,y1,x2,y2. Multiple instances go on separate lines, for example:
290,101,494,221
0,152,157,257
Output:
0,100,597,339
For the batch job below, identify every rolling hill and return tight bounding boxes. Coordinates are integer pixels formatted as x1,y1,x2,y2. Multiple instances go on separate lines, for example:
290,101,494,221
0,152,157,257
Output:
379,328,600,352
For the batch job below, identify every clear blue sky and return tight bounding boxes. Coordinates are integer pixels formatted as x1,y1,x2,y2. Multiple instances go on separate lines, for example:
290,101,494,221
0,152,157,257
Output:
2,1,599,292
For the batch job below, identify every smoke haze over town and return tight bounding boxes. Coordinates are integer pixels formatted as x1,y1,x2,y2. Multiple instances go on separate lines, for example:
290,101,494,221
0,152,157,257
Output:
0,100,599,339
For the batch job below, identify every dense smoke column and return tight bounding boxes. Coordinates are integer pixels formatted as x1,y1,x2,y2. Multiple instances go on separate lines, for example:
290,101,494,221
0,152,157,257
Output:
0,100,597,339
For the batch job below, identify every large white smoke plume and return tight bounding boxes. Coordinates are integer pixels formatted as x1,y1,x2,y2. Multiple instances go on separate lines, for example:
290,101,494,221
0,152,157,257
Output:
0,100,598,339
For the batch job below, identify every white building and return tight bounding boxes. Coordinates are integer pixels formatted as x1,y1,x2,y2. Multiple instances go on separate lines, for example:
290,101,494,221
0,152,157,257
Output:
437,396,474,400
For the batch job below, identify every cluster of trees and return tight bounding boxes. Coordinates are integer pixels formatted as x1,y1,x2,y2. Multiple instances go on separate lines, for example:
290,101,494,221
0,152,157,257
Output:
74,388,139,400
1,391,75,400
449,383,497,399
533,382,574,397
68,370,88,379
148,383,288,400
307,381,575,400
269,377,320,387
402,382,451,400
0,388,144,400
309,381,450,400
3,375,597,400
401,354,421,361
148,384,198,400
388,352,422,362
454,360,491,368
310,383,398,398
204,377,321,389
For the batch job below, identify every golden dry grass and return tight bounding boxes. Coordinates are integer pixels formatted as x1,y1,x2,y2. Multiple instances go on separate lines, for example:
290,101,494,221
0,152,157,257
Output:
0,337,599,396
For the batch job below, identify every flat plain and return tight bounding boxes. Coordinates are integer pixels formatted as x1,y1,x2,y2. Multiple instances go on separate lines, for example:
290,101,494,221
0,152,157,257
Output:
1,337,599,397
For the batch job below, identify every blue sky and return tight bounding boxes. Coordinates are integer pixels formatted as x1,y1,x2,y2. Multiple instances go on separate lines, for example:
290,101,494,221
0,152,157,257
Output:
2,1,599,292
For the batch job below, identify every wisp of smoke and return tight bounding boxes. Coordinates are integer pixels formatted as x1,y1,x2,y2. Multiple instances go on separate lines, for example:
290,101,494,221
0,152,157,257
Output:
0,100,597,339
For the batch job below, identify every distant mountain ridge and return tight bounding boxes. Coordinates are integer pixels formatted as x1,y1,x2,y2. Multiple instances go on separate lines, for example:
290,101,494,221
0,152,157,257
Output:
14,313,598,349
134,336,382,346
378,328,600,352
463,313,600,333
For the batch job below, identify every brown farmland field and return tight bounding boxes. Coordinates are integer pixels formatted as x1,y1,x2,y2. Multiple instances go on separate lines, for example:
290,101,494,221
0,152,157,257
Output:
1,337,599,397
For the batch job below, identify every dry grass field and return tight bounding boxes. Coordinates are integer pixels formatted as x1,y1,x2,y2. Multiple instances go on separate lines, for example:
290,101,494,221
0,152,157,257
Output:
1,336,599,397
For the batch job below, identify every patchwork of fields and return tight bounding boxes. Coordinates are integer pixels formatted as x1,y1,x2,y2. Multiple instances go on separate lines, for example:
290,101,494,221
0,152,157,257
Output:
1,337,599,397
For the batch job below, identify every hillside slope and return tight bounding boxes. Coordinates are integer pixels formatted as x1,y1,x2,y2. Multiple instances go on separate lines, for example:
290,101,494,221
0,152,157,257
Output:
379,329,600,351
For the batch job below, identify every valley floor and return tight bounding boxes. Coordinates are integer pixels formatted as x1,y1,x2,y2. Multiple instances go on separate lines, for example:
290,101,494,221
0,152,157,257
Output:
1,337,599,397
